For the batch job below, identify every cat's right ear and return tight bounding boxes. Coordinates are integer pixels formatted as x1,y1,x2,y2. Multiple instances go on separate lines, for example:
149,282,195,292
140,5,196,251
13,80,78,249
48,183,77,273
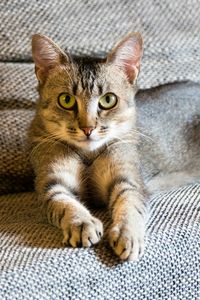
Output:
32,34,69,83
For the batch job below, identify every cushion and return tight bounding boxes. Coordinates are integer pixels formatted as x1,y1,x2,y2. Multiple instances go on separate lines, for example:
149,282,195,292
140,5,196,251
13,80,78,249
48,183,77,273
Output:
0,0,200,89
0,184,199,299
0,109,34,195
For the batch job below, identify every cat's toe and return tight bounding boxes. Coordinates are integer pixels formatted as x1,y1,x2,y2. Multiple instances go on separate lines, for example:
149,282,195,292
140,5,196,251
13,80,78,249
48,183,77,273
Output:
69,223,83,247
81,218,103,247
108,225,132,260
108,223,145,261
62,216,103,248
128,238,145,261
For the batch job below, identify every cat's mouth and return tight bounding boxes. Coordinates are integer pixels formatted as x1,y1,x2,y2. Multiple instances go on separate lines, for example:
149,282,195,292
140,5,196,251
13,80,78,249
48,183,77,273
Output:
74,135,107,151
65,128,109,150
77,136,97,143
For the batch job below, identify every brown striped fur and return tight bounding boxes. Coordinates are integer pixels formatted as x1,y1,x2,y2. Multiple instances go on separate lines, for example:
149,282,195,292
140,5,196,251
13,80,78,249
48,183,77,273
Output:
29,33,147,261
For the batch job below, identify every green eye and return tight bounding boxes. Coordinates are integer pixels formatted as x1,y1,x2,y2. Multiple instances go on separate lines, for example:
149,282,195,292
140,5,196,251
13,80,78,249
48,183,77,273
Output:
58,93,76,110
99,93,118,110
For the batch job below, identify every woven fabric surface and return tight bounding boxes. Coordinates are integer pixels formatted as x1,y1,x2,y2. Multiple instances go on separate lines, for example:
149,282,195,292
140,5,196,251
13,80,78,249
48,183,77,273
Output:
0,0,200,90
0,63,37,108
0,184,199,299
0,109,34,195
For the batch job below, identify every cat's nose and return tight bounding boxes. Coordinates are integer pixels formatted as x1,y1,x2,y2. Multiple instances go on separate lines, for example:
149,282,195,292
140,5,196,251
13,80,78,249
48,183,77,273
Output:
81,127,94,137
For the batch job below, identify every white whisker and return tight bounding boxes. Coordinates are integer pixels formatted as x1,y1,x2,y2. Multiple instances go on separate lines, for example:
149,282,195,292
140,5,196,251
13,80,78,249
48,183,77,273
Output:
30,132,63,159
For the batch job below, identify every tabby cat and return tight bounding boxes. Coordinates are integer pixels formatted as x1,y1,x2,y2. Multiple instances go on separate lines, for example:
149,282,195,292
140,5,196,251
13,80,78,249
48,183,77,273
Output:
29,32,147,261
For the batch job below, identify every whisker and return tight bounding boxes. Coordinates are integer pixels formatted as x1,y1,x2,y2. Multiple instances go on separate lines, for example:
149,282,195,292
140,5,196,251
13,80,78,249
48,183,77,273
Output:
128,129,154,142
108,135,135,146
30,132,64,159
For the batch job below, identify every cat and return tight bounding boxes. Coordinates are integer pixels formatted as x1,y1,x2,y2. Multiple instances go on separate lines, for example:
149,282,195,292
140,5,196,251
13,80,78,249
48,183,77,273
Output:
29,32,147,261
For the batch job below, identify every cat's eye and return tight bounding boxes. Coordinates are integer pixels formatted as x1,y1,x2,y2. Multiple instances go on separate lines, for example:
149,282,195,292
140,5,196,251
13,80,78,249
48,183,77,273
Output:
58,93,76,110
98,93,118,110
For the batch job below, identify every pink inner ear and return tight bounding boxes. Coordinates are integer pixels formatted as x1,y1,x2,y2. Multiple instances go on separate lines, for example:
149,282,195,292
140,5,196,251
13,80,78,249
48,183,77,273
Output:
122,57,139,83
33,40,60,70
110,34,143,83
32,35,64,83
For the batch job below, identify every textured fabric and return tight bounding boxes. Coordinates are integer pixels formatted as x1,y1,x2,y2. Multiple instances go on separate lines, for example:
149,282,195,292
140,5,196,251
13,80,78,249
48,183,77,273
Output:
0,184,199,299
0,109,34,195
0,63,37,108
137,82,200,182
0,0,200,90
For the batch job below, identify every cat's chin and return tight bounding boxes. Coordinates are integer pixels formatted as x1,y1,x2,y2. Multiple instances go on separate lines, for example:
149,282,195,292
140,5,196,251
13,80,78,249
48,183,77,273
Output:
73,138,107,152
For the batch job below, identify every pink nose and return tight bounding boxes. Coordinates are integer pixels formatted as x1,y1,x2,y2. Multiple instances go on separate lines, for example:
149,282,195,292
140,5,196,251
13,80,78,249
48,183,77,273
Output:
81,127,94,137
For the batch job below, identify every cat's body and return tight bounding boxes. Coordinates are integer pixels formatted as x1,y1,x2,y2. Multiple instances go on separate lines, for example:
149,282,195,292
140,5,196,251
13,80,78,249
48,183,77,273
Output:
29,33,146,261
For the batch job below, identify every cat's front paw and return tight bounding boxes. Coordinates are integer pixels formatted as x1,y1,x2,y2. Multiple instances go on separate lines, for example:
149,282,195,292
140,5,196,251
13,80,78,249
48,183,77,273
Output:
61,210,103,248
108,218,145,261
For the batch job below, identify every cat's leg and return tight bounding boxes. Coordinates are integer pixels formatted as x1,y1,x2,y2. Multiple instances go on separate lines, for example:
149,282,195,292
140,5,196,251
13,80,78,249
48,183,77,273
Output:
35,156,103,247
91,147,147,261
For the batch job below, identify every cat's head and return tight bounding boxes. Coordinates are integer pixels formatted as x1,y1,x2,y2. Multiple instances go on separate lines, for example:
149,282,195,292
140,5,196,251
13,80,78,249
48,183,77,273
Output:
32,32,143,151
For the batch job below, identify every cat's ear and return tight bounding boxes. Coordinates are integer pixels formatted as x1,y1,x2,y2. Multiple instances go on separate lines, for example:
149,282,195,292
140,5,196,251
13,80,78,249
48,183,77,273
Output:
107,32,143,83
32,34,69,83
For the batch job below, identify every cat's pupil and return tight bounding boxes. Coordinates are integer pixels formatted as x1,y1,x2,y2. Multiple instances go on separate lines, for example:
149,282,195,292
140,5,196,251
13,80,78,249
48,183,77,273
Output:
65,95,71,103
106,96,110,103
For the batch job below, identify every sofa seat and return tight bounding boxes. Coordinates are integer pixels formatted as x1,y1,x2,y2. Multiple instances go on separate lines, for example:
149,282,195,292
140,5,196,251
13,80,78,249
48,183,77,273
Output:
0,184,199,299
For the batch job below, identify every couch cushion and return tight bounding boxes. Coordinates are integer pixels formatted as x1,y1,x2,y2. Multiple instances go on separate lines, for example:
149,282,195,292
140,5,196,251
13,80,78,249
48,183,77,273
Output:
0,63,37,108
0,184,199,299
0,109,34,195
0,0,200,89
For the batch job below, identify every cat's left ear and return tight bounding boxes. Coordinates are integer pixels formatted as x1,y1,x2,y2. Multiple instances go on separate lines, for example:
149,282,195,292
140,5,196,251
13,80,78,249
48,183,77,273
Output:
32,34,69,83
107,32,143,84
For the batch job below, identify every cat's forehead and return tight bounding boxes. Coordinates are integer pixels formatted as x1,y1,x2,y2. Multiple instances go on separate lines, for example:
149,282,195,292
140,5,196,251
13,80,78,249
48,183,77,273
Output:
71,56,106,94
71,57,128,96
43,56,131,102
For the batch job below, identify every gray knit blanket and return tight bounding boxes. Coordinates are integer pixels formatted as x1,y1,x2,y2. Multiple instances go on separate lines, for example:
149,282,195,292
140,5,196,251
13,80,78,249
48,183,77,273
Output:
0,185,199,300
0,0,200,90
